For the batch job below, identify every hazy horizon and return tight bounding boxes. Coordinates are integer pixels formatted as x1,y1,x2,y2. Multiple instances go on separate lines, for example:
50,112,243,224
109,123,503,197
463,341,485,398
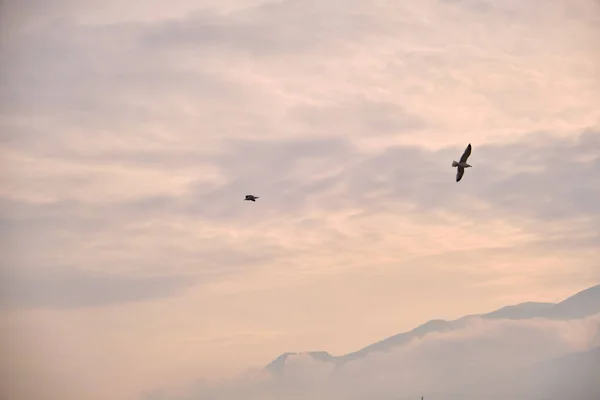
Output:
1,0,599,399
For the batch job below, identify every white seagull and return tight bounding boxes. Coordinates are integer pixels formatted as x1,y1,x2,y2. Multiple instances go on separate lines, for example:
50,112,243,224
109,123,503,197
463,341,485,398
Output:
244,194,259,202
452,143,472,182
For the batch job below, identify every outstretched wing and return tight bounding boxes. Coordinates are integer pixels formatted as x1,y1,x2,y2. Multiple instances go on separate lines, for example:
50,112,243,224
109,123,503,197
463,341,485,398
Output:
459,143,472,163
456,167,465,182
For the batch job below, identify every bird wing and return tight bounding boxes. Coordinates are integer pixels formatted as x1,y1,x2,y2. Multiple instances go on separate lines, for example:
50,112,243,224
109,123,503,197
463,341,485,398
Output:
456,166,465,182
459,143,472,163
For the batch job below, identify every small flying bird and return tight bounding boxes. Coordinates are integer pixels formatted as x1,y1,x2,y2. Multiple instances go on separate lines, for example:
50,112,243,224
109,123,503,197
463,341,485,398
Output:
244,194,259,202
452,143,472,182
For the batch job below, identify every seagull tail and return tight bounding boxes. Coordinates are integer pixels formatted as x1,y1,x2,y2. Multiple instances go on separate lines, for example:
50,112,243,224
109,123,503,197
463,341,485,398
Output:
452,160,459,167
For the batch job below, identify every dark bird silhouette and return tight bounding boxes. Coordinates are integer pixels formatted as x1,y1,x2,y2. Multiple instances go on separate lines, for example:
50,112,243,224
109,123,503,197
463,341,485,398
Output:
452,143,472,182
244,194,259,202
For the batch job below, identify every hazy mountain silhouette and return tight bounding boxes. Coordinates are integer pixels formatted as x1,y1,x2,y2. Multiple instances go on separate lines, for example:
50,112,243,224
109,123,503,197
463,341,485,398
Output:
265,284,600,374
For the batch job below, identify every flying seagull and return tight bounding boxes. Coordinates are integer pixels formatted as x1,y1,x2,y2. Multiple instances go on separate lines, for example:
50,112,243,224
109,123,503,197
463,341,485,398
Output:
244,194,259,202
452,143,472,182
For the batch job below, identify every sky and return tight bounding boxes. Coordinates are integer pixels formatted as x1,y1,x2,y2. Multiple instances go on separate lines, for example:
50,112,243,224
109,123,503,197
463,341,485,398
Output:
0,0,599,399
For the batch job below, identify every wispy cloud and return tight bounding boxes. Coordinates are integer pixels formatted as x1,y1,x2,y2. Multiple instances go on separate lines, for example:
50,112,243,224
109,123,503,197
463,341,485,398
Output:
1,0,599,398
0,267,195,309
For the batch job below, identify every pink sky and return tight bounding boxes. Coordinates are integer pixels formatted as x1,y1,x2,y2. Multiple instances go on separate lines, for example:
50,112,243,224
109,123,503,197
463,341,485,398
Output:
1,0,599,399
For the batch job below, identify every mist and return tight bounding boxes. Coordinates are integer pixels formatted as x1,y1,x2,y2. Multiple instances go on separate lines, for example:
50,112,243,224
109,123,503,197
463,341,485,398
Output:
149,313,600,400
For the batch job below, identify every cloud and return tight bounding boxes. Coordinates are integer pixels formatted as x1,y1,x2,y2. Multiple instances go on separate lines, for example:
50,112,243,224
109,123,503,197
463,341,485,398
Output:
0,267,195,309
290,97,426,136
1,0,599,398
148,314,600,400
140,0,387,56
1,130,598,310
10,129,596,222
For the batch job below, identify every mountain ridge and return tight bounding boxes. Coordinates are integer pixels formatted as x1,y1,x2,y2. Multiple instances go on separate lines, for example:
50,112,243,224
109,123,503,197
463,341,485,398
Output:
265,283,600,374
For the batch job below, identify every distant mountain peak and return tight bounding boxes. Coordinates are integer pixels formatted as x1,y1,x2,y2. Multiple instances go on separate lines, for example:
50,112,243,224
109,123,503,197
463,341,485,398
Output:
265,283,600,373
264,351,335,375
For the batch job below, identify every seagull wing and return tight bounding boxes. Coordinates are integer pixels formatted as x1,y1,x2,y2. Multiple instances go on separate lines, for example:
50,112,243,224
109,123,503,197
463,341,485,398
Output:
456,166,465,182
459,143,472,163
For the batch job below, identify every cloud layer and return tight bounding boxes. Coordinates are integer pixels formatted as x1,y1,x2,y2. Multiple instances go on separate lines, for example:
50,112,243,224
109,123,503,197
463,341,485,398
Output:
1,0,599,399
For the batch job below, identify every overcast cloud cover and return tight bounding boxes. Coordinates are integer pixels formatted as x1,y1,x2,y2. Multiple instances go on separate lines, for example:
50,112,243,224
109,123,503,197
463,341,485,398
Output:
0,0,599,399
